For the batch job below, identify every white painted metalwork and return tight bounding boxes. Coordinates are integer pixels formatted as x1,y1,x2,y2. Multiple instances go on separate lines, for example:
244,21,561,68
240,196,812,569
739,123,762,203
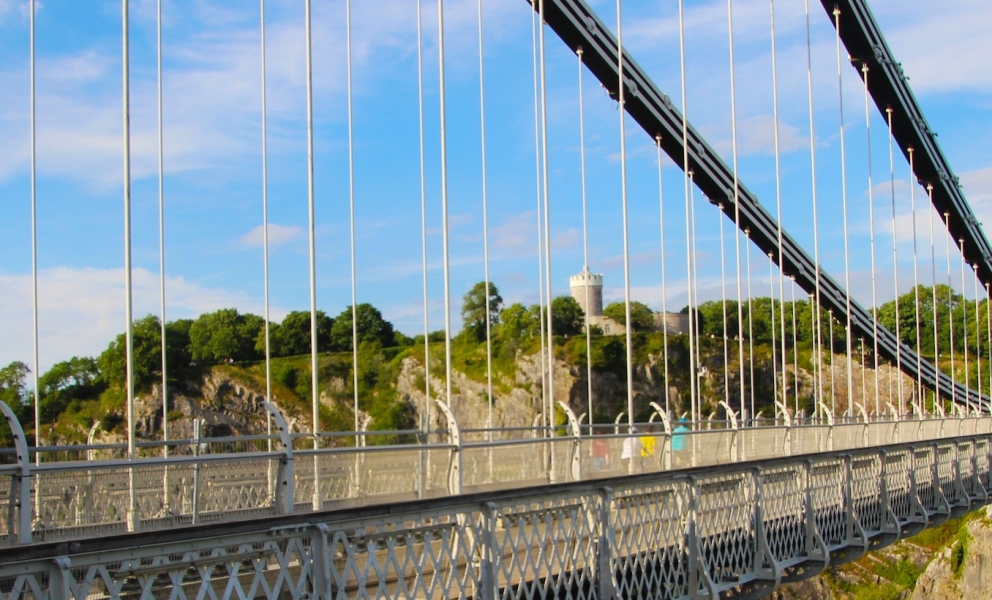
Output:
2,430,989,600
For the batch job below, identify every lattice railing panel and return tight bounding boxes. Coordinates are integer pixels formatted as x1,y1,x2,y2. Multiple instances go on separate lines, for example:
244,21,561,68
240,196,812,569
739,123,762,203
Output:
611,480,692,600
760,466,805,563
809,459,846,548
850,455,883,535
696,473,756,587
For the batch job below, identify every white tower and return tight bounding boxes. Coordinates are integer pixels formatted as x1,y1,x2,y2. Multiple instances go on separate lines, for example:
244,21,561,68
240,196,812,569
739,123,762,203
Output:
569,267,604,317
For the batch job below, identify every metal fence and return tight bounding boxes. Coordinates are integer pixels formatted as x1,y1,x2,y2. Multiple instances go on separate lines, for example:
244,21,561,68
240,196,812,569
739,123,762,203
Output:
0,433,988,600
2,399,991,550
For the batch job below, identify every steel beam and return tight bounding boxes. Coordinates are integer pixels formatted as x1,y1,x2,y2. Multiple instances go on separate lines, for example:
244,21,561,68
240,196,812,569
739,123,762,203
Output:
821,0,992,290
527,0,987,411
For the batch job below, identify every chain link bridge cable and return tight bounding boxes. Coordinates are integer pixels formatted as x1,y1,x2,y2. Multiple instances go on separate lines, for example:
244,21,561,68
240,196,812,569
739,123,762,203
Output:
960,239,970,412
476,0,494,433
829,310,835,413
260,0,273,456
747,228,755,420
121,0,139,531
346,0,361,435
416,0,431,430
929,185,940,408
720,206,729,409
438,0,454,410
861,338,867,408
862,63,879,417
303,0,321,508
769,0,788,416
804,0,824,417
691,171,701,422
946,212,956,408
531,8,549,430
304,0,319,443
678,0,697,424
834,7,853,419
727,0,746,422
157,0,170,460
656,137,671,418
909,147,923,412
615,0,634,429
770,253,779,409
580,51,594,425
986,282,991,401
887,109,903,413
539,0,556,435
29,0,41,464
790,277,799,416
121,0,135,462
974,268,981,402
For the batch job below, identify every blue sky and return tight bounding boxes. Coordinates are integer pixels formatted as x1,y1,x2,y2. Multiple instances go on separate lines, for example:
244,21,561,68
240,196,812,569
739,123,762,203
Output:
1,0,990,373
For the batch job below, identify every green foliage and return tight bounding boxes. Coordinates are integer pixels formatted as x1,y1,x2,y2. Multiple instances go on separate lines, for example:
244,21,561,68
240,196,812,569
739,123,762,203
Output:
460,281,503,343
37,356,104,424
951,526,971,576
267,310,334,356
551,296,585,337
0,361,31,420
331,304,397,351
603,301,654,332
189,309,264,363
98,315,193,390
498,303,540,341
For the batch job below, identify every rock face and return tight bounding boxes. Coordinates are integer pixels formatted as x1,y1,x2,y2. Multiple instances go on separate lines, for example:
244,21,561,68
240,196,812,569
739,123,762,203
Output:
911,507,992,600
772,576,834,600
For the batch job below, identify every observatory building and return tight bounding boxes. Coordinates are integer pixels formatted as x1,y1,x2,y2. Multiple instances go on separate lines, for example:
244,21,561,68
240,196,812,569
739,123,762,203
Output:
568,266,688,336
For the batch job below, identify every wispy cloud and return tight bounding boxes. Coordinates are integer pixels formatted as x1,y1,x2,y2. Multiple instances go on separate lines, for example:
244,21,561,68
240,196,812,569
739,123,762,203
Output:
239,223,301,247
0,266,283,373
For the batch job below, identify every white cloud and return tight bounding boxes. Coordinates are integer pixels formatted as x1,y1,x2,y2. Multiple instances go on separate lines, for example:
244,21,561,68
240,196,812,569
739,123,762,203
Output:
0,266,282,373
239,223,301,247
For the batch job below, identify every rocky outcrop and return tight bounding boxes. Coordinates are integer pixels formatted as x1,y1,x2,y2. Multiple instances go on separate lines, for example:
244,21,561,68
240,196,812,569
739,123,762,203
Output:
911,507,992,600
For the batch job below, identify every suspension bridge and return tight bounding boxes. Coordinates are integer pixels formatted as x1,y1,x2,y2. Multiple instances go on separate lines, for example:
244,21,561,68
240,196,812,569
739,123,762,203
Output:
1,0,990,598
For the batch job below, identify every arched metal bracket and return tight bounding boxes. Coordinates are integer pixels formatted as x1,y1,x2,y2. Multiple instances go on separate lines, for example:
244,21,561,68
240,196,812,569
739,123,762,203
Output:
262,401,294,514
0,401,31,544
434,399,462,495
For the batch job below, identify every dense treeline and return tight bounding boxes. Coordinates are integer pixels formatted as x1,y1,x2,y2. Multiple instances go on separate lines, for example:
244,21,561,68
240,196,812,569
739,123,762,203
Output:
1,282,987,436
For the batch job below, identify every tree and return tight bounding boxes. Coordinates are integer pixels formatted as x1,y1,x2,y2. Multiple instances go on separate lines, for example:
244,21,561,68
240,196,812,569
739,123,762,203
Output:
551,296,585,337
267,310,334,356
603,301,654,332
0,361,30,411
188,309,264,363
330,304,396,351
461,281,503,342
98,316,194,388
499,303,540,341
37,357,104,423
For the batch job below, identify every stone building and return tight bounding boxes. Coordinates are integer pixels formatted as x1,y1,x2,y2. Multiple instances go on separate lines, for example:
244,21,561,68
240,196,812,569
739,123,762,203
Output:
568,267,688,336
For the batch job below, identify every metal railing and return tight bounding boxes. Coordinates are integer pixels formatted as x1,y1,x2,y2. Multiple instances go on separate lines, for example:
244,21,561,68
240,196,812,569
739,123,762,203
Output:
1,399,990,549
0,431,988,600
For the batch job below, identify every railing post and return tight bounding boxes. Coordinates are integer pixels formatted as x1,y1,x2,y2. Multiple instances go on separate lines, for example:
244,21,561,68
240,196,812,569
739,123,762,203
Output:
775,400,792,457
309,523,331,600
263,402,295,514
650,402,673,469
557,401,582,481
48,556,71,600
0,401,32,545
480,502,499,600
879,450,900,540
596,487,615,600
192,418,202,525
434,400,462,495
721,401,740,461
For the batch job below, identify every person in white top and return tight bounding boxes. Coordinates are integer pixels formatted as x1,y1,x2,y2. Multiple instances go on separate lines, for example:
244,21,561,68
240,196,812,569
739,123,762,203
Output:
620,427,644,473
